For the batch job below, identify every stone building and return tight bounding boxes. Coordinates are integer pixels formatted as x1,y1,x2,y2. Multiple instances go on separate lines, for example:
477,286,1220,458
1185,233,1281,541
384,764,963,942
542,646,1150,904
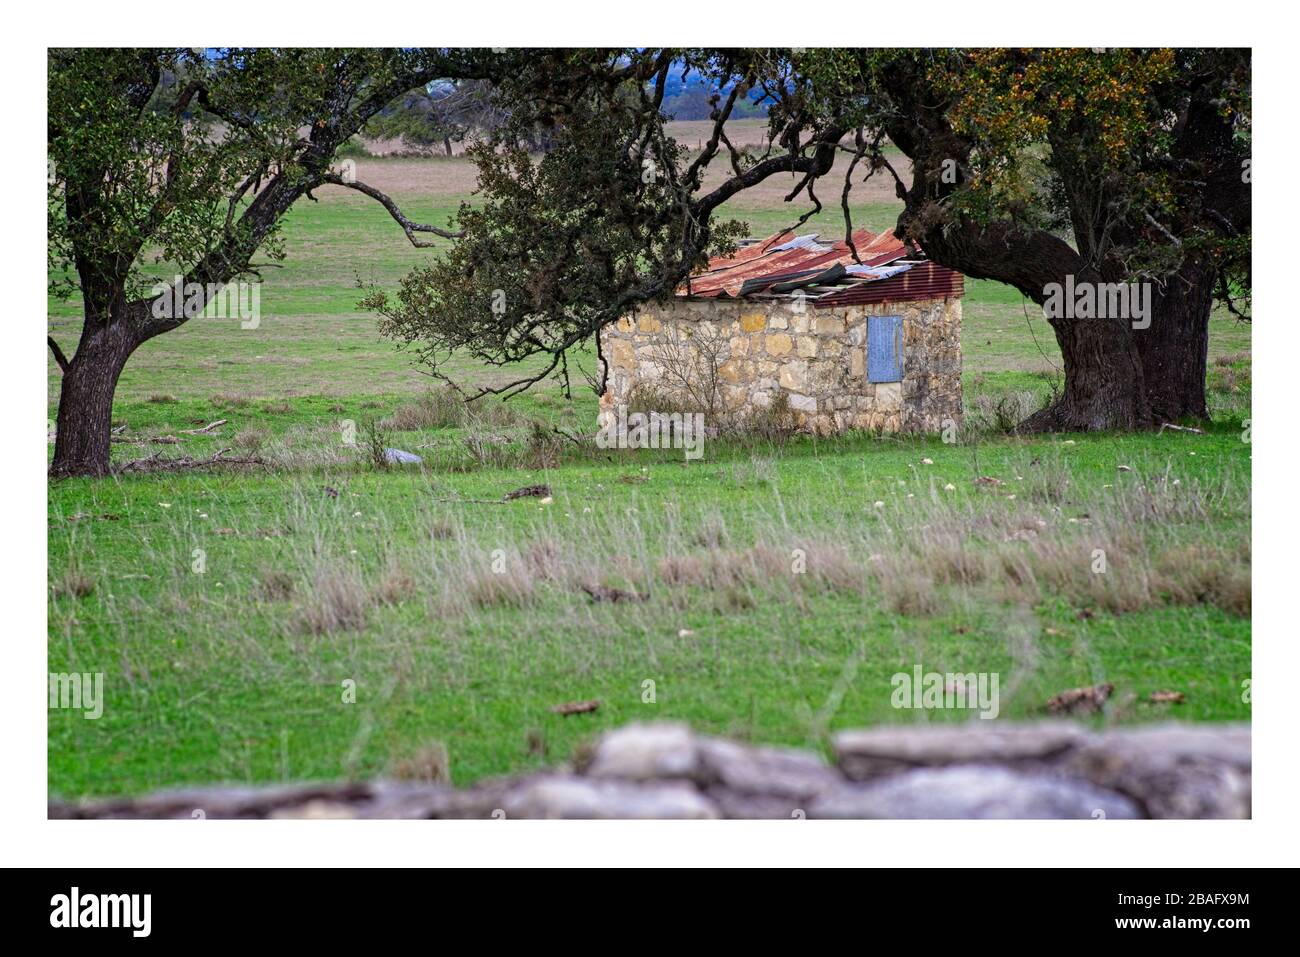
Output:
599,228,965,435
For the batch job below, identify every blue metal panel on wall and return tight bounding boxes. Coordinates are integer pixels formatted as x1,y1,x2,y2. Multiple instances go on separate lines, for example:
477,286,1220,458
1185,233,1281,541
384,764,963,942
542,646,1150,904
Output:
867,315,903,383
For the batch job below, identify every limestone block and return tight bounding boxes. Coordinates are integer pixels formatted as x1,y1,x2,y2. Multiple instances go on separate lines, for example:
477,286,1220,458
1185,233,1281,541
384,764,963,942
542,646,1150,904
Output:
765,333,793,356
610,339,636,370
849,348,865,378
778,360,808,391
718,359,745,383
875,381,902,410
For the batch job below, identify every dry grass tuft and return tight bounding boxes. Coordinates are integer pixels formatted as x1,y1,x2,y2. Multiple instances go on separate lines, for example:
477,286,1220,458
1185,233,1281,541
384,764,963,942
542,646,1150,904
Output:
655,541,862,599
256,568,296,602
692,514,731,550
462,560,537,609
209,392,252,409
1214,351,1251,367
53,569,95,599
295,566,369,634
390,742,451,784
967,391,1038,433
523,537,568,582
1156,544,1251,616
382,389,465,431
234,427,270,453
371,561,416,606
382,387,524,432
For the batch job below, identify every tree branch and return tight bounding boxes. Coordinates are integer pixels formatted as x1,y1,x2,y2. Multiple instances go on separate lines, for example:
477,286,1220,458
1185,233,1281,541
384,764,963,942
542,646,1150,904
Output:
48,336,70,374
320,173,464,244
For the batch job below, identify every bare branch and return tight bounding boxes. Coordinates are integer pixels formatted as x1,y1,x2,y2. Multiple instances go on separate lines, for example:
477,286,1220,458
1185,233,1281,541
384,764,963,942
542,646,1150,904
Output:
841,128,871,262
320,173,464,245
48,336,70,374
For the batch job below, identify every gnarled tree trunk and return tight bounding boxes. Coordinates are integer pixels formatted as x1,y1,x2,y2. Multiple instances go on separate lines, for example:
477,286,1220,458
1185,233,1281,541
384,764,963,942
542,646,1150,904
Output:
49,307,143,479
1134,260,1215,423
910,218,1164,432
1022,262,1216,432
1021,313,1154,432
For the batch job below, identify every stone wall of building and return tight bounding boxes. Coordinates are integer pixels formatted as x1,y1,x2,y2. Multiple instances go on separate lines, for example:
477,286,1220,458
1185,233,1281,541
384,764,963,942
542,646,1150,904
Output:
599,296,962,435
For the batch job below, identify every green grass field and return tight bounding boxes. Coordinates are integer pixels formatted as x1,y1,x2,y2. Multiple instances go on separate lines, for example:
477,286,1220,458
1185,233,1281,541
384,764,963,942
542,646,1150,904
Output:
48,156,1252,799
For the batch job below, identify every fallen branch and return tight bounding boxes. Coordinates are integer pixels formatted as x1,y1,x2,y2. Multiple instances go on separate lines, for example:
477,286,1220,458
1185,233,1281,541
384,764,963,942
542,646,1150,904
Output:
116,448,268,474
433,484,553,505
1158,422,1206,435
180,418,228,435
550,699,600,717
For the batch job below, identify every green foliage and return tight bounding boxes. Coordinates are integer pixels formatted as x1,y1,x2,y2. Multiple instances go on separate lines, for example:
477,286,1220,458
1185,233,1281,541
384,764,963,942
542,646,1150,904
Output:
47,48,498,309
364,51,754,396
826,49,1248,308
48,48,281,302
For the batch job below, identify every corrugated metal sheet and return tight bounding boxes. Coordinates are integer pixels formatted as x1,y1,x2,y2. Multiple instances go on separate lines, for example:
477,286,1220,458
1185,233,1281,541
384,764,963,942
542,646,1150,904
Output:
679,228,964,307
815,261,965,307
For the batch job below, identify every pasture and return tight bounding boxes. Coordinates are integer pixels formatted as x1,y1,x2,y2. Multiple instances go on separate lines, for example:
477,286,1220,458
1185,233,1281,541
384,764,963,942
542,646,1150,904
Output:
48,140,1252,798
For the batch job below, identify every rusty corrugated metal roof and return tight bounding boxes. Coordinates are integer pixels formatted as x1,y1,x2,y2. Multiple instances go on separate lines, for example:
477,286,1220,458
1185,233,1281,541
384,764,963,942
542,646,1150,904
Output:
679,227,964,307
816,260,965,308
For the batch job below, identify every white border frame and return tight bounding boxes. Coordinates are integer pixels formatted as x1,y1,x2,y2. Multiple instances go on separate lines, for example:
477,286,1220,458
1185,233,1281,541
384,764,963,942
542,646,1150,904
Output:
6,2,1289,867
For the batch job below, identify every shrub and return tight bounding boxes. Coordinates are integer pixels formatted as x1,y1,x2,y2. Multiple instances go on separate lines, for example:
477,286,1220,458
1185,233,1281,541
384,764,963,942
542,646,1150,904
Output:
361,418,389,471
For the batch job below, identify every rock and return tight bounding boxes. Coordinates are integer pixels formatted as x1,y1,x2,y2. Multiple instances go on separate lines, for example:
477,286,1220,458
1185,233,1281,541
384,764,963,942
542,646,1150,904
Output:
810,766,1141,819
503,777,717,819
695,736,840,803
834,722,1086,780
609,339,636,370
704,789,815,820
874,381,902,410
585,722,699,781
778,360,807,391
1063,724,1251,819
765,333,793,356
383,448,422,465
585,724,841,810
48,781,376,819
270,799,358,819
